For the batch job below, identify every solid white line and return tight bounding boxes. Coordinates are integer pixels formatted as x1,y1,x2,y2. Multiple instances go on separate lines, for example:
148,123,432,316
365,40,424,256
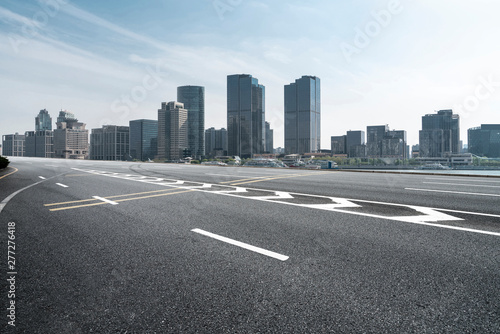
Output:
56,183,68,188
191,228,289,261
406,188,500,197
435,208,500,218
423,182,500,188
92,196,118,205
425,177,500,183
205,173,265,178
0,175,64,213
39,176,46,179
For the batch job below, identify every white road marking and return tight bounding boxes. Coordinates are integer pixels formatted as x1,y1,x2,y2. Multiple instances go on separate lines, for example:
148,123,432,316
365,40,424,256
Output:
191,228,289,261
92,196,118,205
423,182,500,188
1,174,65,213
56,183,68,188
205,173,267,178
39,176,46,179
251,191,295,200
71,168,500,236
425,177,500,183
406,188,500,197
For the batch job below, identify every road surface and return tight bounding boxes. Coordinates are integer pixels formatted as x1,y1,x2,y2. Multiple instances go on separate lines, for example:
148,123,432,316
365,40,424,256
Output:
1,157,499,333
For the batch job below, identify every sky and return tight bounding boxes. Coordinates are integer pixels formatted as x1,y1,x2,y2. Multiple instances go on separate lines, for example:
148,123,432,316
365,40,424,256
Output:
0,0,499,149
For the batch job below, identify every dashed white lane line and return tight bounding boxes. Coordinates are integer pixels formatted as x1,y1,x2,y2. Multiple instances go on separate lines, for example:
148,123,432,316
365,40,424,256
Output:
191,228,289,261
406,188,500,197
423,182,500,188
56,183,69,188
39,176,46,179
92,196,118,205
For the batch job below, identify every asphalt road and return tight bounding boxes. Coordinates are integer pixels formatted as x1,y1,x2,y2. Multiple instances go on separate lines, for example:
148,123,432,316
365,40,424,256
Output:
1,157,499,333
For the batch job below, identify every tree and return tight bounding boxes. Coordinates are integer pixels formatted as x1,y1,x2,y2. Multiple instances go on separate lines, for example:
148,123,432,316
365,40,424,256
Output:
0,156,10,169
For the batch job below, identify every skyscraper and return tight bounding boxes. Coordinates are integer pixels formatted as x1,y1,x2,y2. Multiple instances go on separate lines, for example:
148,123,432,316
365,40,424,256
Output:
419,109,459,157
129,119,158,161
35,109,52,131
346,130,366,158
284,75,321,155
367,125,407,159
158,101,188,161
227,74,265,158
90,125,129,161
265,121,274,153
177,86,205,159
468,124,500,158
26,109,54,158
53,110,89,159
205,127,227,157
331,135,347,155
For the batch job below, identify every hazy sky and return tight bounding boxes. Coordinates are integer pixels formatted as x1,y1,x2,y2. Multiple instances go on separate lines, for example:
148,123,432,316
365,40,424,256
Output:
1,0,499,148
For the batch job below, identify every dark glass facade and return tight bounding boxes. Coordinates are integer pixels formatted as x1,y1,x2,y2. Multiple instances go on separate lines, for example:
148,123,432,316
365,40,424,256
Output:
265,121,273,153
468,124,500,158
284,76,320,155
177,86,205,159
205,127,227,157
129,119,158,161
227,74,265,158
331,135,347,155
419,109,459,157
35,109,52,131
346,130,366,158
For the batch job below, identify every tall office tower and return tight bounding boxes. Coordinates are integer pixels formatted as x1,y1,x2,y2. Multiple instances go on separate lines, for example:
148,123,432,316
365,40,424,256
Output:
205,127,228,157
346,130,366,158
129,119,158,161
419,109,460,157
24,130,54,158
53,110,89,159
265,121,274,153
177,86,205,159
367,125,389,156
35,109,52,131
366,125,407,159
284,75,321,155
158,101,188,161
468,124,500,158
331,135,347,155
2,133,25,156
90,125,130,161
227,74,265,158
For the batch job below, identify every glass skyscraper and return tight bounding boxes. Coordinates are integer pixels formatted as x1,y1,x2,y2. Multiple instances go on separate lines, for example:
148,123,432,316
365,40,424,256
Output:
284,76,321,155
419,109,460,157
129,119,158,161
468,124,500,158
177,86,205,159
227,74,265,158
35,109,52,131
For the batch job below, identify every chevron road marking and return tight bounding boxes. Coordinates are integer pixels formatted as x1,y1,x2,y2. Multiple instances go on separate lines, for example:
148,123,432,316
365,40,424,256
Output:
69,168,500,236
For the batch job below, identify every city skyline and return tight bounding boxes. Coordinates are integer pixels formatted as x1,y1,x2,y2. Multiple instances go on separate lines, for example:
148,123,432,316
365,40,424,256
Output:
1,1,499,148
